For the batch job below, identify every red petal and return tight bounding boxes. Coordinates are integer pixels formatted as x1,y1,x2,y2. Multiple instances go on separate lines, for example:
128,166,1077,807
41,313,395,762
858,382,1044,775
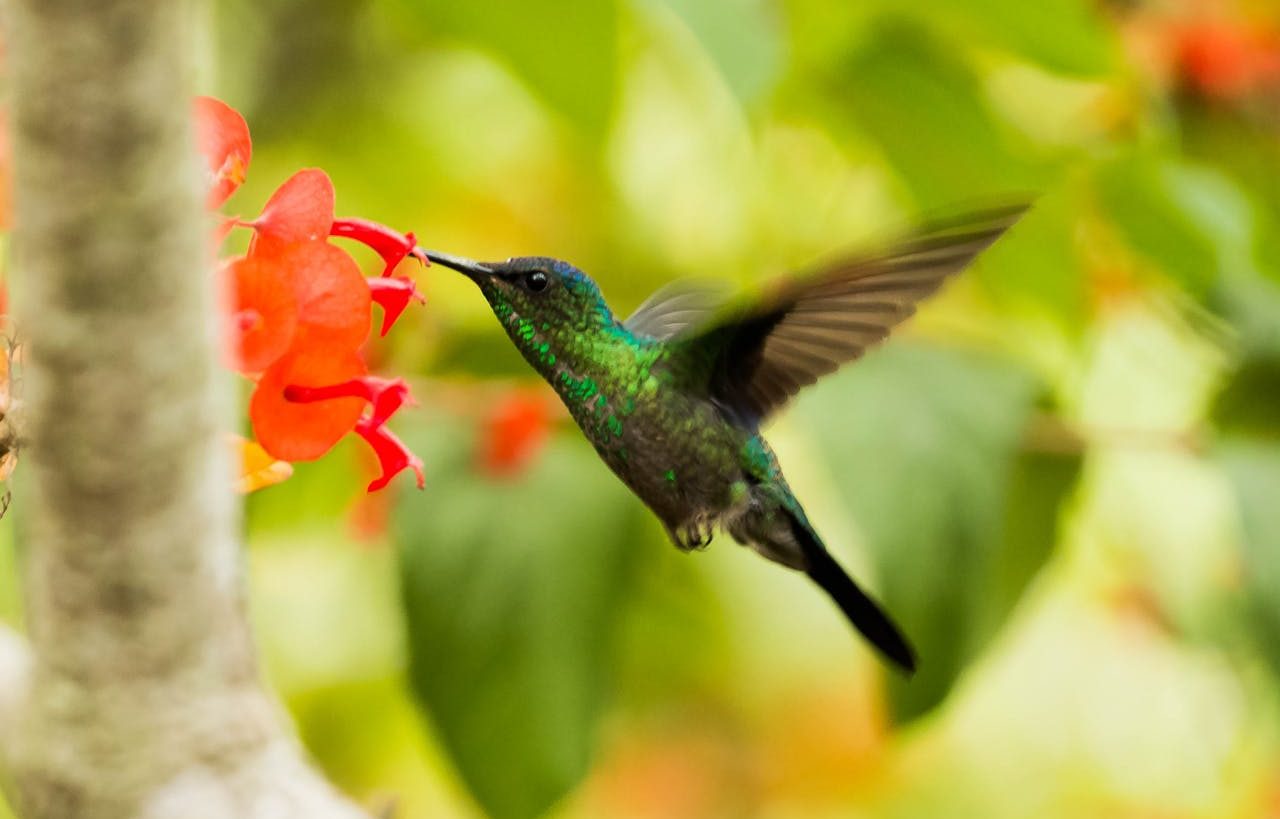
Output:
222,255,298,373
331,217,426,276
366,378,414,427
1177,21,1280,98
250,346,368,461
193,97,252,209
367,276,426,336
211,216,242,246
250,169,336,257
355,420,424,492
478,389,552,477
280,375,418,490
283,375,413,428
275,242,372,350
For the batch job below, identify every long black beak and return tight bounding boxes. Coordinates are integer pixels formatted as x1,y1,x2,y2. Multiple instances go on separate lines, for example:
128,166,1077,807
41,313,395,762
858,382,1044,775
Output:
420,249,493,279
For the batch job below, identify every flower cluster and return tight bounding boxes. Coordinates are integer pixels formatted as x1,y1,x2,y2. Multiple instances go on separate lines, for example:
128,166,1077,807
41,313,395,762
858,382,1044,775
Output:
195,96,426,492
1124,7,1280,105
1174,19,1280,101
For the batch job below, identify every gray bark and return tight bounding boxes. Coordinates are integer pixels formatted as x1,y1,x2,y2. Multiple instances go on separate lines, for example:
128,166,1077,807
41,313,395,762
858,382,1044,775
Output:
0,1,370,816
0,625,28,751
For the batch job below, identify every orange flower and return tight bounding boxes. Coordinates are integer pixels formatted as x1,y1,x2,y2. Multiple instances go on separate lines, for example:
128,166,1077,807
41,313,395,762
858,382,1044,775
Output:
194,95,428,492
367,275,426,336
478,389,553,477
249,168,335,257
356,420,424,491
1175,19,1280,99
222,254,298,373
193,96,251,209
250,345,368,461
331,217,428,277
280,241,372,351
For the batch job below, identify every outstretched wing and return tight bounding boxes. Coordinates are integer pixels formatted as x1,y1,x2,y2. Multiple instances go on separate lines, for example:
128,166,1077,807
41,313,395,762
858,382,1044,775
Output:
624,280,732,340
680,205,1026,425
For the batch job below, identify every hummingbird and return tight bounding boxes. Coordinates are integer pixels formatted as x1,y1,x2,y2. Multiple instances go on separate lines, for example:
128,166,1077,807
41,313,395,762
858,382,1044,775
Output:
423,206,1023,673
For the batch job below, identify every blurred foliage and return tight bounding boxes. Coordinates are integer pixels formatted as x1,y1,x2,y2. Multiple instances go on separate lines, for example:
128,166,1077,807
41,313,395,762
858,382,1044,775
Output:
1220,442,1280,680
828,21,1052,207
2,0,1278,817
396,420,648,819
389,0,619,140
794,344,1080,721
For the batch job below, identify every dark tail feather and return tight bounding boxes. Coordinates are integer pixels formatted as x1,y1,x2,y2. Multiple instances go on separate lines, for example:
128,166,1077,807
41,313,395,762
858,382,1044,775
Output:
788,515,917,674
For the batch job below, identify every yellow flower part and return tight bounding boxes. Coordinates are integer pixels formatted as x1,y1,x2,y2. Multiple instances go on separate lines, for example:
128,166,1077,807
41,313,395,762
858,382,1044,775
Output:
232,434,292,494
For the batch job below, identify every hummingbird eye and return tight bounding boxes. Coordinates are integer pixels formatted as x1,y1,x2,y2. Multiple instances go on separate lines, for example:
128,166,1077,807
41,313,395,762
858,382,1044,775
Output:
524,270,550,292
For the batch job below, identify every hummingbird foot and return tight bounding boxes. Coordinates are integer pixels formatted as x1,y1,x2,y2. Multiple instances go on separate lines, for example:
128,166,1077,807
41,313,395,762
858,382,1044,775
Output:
666,517,716,552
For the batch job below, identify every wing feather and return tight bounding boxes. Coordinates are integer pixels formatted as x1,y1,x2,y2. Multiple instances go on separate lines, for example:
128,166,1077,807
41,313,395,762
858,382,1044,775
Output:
624,280,733,340
684,205,1026,423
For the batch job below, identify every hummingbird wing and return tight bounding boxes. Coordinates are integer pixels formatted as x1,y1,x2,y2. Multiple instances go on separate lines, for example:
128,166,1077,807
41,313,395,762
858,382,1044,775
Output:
678,205,1026,425
623,280,733,340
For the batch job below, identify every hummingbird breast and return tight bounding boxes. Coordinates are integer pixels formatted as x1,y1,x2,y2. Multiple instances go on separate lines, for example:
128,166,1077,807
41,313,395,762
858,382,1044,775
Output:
545,337,748,535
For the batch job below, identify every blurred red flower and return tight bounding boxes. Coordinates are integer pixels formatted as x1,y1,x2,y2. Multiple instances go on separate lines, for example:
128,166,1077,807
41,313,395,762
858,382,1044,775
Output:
194,96,427,492
478,388,553,478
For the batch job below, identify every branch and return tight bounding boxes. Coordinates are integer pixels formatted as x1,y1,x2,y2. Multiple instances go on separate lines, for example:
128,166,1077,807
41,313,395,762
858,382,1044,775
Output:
3,1,368,816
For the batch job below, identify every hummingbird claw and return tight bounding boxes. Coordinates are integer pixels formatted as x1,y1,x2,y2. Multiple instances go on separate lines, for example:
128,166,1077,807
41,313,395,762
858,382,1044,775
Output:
669,519,714,551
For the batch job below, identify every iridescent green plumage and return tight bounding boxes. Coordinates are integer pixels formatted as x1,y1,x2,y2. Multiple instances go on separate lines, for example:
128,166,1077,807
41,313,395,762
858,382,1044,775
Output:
426,206,1024,673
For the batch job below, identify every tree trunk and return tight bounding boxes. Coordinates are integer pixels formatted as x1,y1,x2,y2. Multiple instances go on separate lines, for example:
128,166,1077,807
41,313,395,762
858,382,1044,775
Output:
0,1,369,816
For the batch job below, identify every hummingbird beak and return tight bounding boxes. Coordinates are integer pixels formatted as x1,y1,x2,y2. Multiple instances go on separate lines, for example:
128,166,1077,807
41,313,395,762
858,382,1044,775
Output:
420,250,493,280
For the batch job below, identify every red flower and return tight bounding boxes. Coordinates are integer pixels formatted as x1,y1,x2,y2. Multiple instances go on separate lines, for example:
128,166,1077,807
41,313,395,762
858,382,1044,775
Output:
478,389,553,477
193,96,429,492
222,255,298,373
280,375,423,490
367,276,426,336
193,96,251,209
356,420,424,492
251,345,369,462
279,241,372,351
283,375,414,427
1175,19,1280,99
249,169,336,257
331,217,428,277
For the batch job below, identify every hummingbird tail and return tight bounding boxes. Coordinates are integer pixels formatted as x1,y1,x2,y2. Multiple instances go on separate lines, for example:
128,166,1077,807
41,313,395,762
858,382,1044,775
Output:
789,516,918,674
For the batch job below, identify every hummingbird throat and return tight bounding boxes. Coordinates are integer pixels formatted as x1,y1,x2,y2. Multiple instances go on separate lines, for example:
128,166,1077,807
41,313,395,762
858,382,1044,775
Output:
489,296,561,372
488,294,638,450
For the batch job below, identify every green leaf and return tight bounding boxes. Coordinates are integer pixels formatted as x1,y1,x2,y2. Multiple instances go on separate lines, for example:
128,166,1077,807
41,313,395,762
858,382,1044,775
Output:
1219,441,1280,678
1210,266,1280,443
1214,356,1280,441
1208,254,1280,362
394,0,618,138
927,0,1117,77
245,437,366,535
969,183,1090,336
1182,104,1280,237
832,21,1047,210
644,0,783,105
794,344,1078,721
396,425,644,819
1095,154,1260,296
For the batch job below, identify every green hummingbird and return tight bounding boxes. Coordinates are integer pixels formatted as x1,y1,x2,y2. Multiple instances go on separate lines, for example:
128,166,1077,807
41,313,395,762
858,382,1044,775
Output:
424,206,1023,673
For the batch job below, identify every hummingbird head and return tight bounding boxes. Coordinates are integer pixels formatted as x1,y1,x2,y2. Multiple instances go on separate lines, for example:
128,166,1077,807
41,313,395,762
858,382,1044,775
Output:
423,250,633,382
424,251,617,334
